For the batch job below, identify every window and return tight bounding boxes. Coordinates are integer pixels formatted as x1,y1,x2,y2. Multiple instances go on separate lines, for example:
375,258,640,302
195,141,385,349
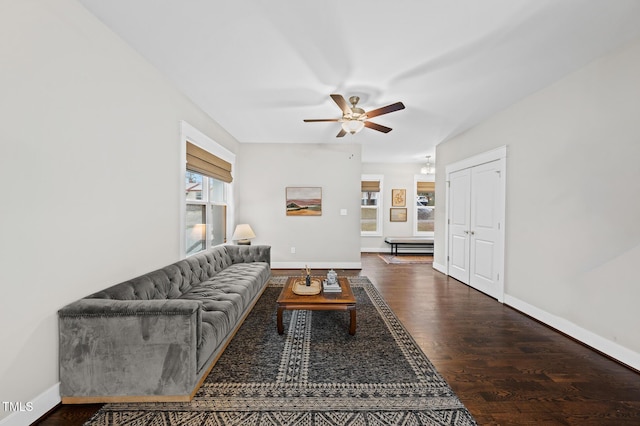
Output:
185,171,228,256
361,175,383,236
415,180,435,234
182,125,234,257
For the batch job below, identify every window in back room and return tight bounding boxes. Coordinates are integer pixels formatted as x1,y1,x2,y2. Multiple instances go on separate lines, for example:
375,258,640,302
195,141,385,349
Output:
361,175,383,236
415,180,434,235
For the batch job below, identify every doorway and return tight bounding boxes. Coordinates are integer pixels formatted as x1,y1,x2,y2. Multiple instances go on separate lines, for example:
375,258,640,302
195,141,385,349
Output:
445,147,506,302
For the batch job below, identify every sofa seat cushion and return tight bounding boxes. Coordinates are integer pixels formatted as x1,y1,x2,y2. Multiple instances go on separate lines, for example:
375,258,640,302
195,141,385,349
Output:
207,262,271,303
181,287,242,371
179,261,270,371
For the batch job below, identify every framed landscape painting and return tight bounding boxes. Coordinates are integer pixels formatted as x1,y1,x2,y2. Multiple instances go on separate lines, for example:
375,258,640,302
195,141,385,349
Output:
390,207,407,222
286,187,322,216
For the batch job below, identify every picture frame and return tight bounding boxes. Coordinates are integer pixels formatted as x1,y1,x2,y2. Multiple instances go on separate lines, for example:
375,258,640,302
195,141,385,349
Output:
390,207,407,222
286,187,322,216
392,188,406,207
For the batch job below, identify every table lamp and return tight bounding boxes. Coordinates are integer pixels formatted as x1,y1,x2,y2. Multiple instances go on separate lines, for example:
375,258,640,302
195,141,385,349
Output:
231,224,256,245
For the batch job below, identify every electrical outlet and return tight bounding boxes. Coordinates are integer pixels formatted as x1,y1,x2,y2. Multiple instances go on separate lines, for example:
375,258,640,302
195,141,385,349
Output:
291,247,296,254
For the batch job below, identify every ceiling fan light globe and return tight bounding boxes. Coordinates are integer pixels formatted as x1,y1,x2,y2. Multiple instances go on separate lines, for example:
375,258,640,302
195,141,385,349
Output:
341,120,365,135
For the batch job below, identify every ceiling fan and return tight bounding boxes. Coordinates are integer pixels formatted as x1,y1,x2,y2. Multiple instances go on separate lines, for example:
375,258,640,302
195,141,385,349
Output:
304,94,405,137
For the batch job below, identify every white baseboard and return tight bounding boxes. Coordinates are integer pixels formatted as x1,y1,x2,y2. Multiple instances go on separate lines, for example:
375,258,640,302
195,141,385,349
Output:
0,382,60,426
271,261,362,270
504,294,640,371
360,247,387,253
432,262,446,274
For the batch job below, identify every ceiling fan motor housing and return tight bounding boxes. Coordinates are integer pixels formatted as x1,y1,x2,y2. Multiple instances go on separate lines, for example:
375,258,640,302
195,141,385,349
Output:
346,96,366,119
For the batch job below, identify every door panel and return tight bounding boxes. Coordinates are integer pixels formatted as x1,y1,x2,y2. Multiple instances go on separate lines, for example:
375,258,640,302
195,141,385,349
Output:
472,171,496,229
448,169,471,284
469,161,501,299
449,234,468,280
472,238,494,282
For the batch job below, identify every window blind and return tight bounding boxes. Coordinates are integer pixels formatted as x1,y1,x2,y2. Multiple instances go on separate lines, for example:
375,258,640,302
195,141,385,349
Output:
361,180,380,192
417,182,435,193
186,142,232,183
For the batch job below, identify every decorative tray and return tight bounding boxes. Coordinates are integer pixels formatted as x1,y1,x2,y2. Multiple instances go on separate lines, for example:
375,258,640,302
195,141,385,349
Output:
292,277,322,295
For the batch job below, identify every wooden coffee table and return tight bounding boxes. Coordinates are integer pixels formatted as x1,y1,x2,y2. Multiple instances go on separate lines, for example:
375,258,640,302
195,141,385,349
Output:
276,276,357,335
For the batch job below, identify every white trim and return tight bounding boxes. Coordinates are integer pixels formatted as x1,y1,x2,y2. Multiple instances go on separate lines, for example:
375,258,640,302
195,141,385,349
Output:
432,261,447,274
181,120,235,163
361,247,387,253
445,146,507,175
0,383,60,426
504,295,640,371
271,261,362,270
444,146,507,302
180,121,236,256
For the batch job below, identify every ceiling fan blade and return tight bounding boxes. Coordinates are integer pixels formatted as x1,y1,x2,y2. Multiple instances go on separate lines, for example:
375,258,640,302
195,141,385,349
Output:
364,121,392,133
303,118,341,122
365,102,405,119
330,94,352,115
336,128,347,138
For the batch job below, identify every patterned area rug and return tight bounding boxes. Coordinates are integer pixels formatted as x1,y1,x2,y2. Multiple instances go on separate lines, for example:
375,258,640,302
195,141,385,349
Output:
85,276,476,425
378,254,434,264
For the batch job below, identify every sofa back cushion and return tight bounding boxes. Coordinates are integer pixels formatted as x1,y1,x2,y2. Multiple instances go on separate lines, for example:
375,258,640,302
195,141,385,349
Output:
225,244,271,265
185,246,234,280
87,246,234,300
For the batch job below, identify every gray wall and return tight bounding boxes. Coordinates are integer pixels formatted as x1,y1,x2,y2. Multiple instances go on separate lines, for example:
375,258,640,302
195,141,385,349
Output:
235,143,362,268
0,0,239,421
435,37,640,367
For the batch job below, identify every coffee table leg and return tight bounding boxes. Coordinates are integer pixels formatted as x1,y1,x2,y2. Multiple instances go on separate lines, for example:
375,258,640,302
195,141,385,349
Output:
349,306,356,335
277,306,284,334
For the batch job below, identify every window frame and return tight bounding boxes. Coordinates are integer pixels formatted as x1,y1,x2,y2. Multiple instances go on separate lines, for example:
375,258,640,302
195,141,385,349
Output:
180,121,235,257
414,175,435,237
361,174,384,237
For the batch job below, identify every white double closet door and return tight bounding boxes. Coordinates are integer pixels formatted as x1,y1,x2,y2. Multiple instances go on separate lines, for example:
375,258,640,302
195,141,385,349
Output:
447,157,504,301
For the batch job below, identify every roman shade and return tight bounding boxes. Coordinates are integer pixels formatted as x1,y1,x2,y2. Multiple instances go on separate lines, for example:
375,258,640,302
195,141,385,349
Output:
186,142,233,183
361,180,380,192
417,182,435,193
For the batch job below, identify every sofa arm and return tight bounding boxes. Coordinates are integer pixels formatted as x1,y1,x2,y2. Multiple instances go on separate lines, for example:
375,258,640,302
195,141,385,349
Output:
58,299,201,398
225,244,271,265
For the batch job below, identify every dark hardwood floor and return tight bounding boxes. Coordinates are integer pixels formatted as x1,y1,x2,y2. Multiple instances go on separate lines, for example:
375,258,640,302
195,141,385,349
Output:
35,253,640,425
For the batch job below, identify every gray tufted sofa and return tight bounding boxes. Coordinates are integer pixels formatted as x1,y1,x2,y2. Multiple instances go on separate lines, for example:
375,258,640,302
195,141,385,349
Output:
58,244,271,403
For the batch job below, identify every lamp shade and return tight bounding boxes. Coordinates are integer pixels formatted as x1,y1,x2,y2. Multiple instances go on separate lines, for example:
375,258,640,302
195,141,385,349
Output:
231,224,256,244
190,223,206,240
341,119,365,134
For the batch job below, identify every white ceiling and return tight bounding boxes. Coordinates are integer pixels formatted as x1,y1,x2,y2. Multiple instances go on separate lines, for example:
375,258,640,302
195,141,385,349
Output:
78,0,640,163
